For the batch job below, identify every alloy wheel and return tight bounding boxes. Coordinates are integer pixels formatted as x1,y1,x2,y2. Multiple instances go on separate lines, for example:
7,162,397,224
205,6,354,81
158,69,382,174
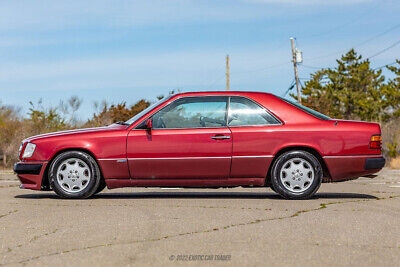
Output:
279,157,315,193
56,158,91,193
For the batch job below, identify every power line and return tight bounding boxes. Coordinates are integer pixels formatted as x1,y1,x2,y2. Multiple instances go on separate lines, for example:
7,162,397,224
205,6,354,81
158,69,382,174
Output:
303,2,381,39
373,61,398,70
231,61,291,75
367,39,400,59
302,42,400,71
210,22,400,88
307,22,400,62
204,73,225,91
301,64,326,70
282,79,295,97
226,22,400,77
355,23,400,48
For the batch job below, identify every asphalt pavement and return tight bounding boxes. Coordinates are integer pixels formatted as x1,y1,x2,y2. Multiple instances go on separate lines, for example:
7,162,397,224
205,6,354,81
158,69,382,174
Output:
1,168,400,266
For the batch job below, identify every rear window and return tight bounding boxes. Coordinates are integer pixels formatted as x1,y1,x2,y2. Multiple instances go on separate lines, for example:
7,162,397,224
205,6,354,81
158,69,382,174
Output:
278,96,331,120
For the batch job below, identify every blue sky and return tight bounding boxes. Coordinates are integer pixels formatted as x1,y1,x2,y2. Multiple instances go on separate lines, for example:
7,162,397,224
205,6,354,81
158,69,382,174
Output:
1,0,400,120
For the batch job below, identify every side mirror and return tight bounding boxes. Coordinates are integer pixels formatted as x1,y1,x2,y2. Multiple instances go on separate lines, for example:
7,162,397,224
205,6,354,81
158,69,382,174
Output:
145,119,152,129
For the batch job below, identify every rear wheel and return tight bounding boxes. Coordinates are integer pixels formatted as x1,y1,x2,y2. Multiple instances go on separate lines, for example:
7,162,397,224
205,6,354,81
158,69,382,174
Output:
49,151,101,199
270,150,322,199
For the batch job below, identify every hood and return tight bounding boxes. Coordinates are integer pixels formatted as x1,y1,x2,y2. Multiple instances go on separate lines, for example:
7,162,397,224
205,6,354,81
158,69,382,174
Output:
24,123,127,143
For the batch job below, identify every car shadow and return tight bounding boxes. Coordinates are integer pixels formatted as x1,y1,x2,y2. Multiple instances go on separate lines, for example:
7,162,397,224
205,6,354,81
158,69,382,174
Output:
14,191,378,200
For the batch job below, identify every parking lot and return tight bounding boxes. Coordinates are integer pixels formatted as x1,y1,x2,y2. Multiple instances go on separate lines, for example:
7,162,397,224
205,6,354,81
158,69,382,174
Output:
1,169,400,266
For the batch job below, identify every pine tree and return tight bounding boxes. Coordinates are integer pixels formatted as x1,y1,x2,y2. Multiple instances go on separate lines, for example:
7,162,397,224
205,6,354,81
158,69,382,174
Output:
299,49,400,122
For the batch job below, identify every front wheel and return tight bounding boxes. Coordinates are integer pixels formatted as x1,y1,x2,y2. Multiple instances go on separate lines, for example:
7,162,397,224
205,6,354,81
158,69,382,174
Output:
94,180,107,195
48,151,101,199
270,150,322,199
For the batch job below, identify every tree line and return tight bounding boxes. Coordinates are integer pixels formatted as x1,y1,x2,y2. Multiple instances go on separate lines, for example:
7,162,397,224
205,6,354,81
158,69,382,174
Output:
0,97,154,167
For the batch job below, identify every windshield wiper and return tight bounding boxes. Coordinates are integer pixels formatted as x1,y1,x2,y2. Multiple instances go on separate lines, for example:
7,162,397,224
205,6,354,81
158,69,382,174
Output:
115,121,129,125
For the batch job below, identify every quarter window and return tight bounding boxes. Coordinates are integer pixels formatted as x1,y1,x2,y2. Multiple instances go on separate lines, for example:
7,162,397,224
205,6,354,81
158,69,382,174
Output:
228,96,280,126
151,96,228,129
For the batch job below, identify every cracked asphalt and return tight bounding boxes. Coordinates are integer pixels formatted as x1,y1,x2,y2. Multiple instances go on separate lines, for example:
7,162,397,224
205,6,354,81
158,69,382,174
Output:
1,169,400,266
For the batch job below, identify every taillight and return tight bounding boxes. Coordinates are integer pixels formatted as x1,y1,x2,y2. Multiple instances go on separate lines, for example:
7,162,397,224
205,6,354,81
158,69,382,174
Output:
370,135,382,149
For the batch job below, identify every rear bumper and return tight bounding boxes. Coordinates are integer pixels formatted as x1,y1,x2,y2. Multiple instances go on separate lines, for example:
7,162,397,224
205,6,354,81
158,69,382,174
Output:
14,162,48,190
323,155,385,182
365,157,386,170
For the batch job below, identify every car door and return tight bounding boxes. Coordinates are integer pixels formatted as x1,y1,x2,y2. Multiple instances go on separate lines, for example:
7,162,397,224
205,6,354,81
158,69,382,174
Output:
227,96,282,178
126,96,232,179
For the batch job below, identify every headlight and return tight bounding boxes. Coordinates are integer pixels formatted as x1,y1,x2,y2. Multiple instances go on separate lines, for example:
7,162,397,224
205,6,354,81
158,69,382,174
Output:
22,143,36,158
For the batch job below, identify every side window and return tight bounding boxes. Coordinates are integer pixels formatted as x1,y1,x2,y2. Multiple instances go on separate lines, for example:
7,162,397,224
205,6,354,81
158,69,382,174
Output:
151,96,228,129
228,96,280,126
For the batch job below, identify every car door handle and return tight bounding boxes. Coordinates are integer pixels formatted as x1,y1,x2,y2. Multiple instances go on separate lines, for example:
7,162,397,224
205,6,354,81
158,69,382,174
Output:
211,135,231,140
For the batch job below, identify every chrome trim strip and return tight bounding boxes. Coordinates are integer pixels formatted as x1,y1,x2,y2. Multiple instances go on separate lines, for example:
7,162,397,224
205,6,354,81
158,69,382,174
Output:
19,161,48,164
323,155,382,159
99,155,274,161
129,157,231,160
232,155,273,158
98,158,126,161
127,155,273,160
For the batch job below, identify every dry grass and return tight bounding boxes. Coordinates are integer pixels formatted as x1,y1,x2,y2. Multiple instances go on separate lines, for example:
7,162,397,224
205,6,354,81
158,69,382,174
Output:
389,157,400,169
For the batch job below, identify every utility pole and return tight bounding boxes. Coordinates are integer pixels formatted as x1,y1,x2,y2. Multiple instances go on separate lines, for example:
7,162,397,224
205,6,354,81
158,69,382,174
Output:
290,37,301,104
226,54,230,91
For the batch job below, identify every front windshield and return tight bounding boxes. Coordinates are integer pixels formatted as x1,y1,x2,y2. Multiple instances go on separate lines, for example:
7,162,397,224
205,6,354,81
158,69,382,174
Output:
125,96,171,125
278,96,331,120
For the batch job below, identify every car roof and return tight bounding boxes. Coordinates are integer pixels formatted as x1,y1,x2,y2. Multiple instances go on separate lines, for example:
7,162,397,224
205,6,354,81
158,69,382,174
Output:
171,91,275,97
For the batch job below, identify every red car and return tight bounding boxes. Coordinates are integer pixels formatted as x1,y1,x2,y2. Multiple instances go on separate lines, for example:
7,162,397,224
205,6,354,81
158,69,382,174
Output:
14,91,385,199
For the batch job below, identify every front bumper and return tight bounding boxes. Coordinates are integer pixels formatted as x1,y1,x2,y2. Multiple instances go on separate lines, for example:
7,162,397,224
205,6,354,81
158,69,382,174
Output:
14,163,42,175
14,162,48,190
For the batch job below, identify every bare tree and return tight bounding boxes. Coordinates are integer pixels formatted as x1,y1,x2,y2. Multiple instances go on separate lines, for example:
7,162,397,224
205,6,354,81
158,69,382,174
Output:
59,96,82,125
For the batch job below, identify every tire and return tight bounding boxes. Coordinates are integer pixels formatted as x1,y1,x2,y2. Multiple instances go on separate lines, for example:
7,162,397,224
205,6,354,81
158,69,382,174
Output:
48,151,101,199
268,181,278,193
94,180,107,195
270,150,322,200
